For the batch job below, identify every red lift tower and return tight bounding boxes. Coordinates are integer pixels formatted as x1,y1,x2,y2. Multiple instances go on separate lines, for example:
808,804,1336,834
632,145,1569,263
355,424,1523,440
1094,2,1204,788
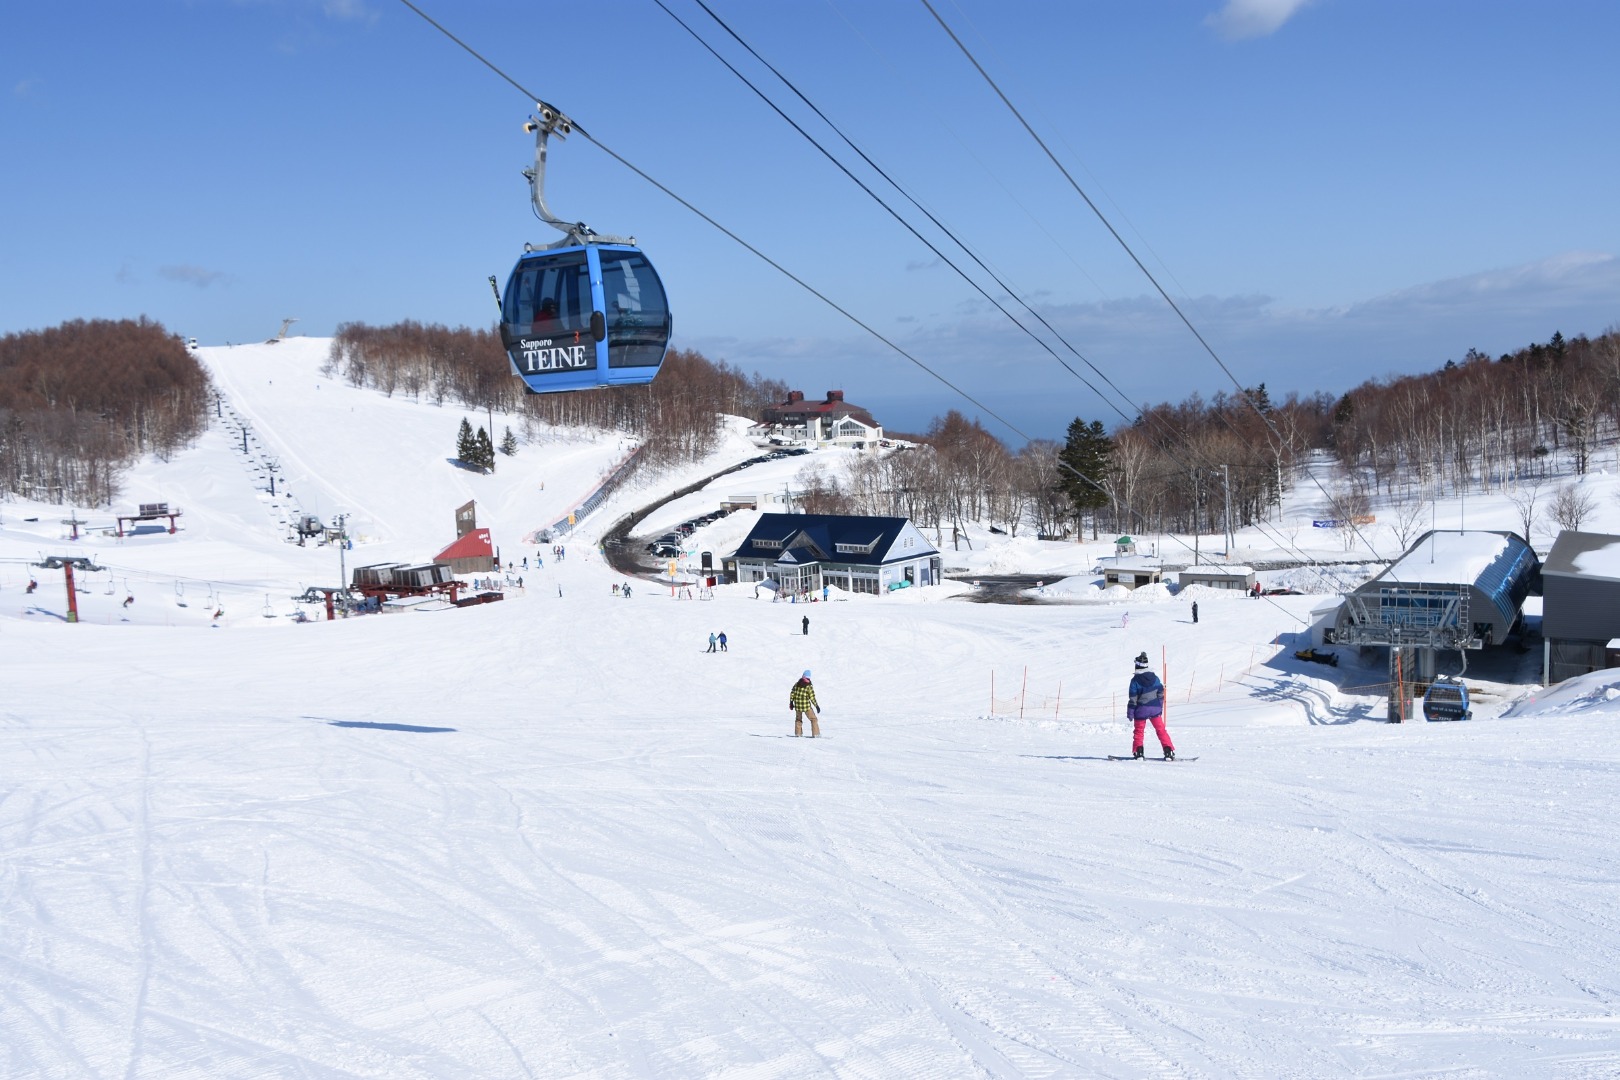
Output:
32,555,103,623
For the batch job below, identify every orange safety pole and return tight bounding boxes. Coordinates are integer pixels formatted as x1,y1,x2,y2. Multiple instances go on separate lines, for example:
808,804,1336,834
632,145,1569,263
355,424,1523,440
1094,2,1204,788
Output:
1396,650,1405,723
1161,646,1168,721
1055,680,1062,720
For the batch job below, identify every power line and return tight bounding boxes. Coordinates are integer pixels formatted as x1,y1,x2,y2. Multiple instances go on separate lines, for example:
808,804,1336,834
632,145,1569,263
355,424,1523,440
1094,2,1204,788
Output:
918,0,1393,572
388,0,1315,615
668,0,1346,581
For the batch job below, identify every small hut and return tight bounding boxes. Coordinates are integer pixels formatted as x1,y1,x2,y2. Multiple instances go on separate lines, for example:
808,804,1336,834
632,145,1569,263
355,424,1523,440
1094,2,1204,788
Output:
434,529,497,575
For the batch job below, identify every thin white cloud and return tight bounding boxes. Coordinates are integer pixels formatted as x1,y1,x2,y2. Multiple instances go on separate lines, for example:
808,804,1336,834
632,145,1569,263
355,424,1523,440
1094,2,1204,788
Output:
1206,0,1313,41
321,0,375,23
159,264,232,288
1347,252,1619,321
14,77,41,97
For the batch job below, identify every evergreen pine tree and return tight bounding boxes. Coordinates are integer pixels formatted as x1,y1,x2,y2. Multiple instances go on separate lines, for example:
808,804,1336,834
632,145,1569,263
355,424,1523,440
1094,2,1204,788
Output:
456,418,476,466
1057,418,1113,540
475,426,496,472
499,426,518,457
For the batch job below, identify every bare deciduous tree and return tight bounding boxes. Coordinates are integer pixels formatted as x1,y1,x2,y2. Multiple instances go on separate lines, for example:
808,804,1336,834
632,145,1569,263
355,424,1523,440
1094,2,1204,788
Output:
1547,482,1596,534
1506,478,1547,547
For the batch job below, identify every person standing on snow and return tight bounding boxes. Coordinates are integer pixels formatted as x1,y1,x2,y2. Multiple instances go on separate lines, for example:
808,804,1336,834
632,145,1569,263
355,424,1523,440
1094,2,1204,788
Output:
706,632,718,653
789,670,821,737
1126,651,1175,760
802,615,810,636
718,631,728,652
1191,600,1199,624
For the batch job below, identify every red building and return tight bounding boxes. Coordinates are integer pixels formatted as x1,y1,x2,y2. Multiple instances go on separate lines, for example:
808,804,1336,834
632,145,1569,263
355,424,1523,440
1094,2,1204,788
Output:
434,528,497,575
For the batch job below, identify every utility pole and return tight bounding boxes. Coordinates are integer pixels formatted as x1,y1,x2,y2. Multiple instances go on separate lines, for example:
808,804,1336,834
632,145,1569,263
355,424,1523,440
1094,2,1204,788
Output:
1222,463,1233,559
1191,469,1200,566
241,421,250,456
335,513,349,596
266,457,280,498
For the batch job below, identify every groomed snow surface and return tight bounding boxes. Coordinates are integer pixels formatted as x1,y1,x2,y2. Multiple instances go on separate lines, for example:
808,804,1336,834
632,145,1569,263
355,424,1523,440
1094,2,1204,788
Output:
3,341,1618,1079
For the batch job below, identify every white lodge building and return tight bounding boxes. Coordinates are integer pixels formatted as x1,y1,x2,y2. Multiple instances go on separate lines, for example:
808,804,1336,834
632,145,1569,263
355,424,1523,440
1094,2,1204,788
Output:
725,513,941,595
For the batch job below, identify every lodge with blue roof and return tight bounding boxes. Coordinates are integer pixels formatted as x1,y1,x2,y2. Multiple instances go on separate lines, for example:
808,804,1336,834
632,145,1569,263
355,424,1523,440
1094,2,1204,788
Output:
725,513,942,595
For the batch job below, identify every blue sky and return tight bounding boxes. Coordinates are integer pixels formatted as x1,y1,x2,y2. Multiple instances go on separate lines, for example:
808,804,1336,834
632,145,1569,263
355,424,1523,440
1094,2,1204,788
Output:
4,0,1617,443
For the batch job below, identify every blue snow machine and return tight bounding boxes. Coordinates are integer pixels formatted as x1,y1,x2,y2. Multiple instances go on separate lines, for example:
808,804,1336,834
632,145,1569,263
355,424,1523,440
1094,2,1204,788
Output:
1423,675,1471,722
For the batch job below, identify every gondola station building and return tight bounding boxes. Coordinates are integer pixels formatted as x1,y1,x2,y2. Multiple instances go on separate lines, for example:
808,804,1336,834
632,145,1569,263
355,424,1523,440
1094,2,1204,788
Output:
725,513,940,596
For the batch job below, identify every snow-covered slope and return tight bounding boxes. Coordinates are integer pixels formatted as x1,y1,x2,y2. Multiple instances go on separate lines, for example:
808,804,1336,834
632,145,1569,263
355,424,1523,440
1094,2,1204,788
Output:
3,342,1618,1078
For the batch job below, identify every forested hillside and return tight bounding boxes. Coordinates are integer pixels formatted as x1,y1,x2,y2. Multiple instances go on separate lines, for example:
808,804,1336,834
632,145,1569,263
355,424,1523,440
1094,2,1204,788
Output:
7,314,1615,538
0,318,209,505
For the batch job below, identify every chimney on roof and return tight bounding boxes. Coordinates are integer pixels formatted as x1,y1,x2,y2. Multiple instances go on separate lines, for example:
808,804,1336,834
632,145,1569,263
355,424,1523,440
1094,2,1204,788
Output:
827,390,844,402
787,390,804,403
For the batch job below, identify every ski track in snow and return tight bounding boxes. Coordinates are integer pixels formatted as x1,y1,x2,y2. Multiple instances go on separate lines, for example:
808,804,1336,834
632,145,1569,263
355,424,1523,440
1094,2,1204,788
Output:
4,340,1620,1077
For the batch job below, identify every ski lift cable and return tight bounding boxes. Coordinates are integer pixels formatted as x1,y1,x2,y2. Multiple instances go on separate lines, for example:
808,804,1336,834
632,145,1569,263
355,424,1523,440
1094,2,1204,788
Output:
933,0,1198,316
822,0,1116,307
919,0,1396,572
667,0,1144,428
672,0,1339,584
394,0,1023,437
392,0,1307,612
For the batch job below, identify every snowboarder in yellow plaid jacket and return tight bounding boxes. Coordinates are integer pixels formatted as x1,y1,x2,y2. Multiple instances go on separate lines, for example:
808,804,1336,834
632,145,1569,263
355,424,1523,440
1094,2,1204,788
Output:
789,671,821,738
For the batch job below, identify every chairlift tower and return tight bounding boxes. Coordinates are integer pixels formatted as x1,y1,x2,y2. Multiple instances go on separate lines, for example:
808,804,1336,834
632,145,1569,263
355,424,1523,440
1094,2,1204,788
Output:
1329,530,1535,722
32,555,103,623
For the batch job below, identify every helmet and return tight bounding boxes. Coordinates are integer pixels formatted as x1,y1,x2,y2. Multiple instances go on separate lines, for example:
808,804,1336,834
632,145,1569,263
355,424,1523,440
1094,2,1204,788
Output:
1134,652,1150,669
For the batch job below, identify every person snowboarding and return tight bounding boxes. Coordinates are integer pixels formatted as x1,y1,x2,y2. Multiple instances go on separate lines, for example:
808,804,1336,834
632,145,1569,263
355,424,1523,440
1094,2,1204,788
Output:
789,670,821,737
706,632,718,654
1126,651,1175,760
802,615,810,636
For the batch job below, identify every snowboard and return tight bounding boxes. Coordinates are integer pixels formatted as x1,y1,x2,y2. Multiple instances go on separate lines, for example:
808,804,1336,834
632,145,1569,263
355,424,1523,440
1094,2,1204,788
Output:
1107,754,1198,762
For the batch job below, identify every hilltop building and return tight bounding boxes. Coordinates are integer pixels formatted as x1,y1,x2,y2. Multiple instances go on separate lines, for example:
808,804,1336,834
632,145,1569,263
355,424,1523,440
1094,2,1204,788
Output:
756,390,883,447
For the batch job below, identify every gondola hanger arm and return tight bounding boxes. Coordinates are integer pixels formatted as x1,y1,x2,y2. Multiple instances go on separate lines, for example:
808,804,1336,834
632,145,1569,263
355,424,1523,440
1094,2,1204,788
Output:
523,105,633,249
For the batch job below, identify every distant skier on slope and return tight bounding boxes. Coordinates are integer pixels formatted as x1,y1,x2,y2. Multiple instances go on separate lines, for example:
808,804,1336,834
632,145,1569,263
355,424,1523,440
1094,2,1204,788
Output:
1126,651,1175,761
789,670,821,738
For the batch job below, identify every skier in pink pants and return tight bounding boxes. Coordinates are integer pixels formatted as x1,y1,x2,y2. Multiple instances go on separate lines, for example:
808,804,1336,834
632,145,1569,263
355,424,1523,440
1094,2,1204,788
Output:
1127,651,1175,761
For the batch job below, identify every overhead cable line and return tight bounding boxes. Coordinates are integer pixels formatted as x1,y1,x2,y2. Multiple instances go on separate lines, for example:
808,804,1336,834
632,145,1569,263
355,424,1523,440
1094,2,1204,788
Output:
673,0,1147,428
919,0,1393,571
675,0,1340,581
394,0,1308,619
393,0,1024,445
654,0,1322,602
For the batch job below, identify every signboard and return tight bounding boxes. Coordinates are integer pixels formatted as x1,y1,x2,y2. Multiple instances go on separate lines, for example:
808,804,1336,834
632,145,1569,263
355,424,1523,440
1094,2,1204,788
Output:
1312,515,1377,528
